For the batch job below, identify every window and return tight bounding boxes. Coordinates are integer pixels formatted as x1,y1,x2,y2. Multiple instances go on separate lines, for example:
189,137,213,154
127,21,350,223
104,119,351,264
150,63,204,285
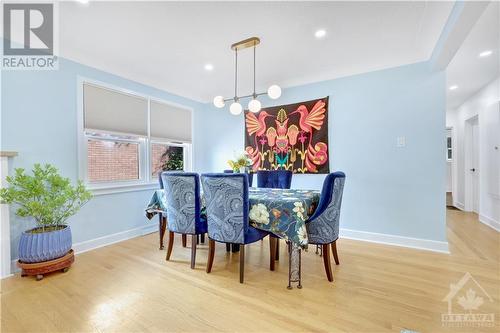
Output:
446,129,452,161
80,80,192,193
151,143,186,176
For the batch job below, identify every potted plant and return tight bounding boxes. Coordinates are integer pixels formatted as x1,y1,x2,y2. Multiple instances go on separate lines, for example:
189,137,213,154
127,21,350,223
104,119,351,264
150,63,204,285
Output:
0,164,92,263
227,152,252,173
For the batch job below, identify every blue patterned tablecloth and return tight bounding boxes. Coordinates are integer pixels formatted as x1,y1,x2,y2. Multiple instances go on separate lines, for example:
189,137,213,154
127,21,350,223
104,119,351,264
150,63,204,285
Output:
248,188,320,247
145,188,320,247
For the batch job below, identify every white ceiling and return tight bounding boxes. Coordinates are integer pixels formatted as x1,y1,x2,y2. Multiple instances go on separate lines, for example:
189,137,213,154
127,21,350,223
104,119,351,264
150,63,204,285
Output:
446,1,500,110
60,1,454,103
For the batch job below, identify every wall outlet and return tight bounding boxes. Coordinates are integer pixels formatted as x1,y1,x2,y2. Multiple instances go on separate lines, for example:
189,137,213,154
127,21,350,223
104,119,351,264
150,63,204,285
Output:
397,136,406,148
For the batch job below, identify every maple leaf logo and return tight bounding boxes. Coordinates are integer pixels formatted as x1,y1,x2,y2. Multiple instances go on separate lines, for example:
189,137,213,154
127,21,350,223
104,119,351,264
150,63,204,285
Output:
457,289,484,313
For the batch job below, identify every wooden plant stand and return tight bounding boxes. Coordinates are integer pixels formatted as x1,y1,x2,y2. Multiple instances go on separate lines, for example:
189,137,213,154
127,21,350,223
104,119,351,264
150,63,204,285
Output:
18,249,74,281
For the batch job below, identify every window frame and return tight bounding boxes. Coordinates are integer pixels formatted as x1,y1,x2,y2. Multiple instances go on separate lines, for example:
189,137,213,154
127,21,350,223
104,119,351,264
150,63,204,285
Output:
77,77,193,195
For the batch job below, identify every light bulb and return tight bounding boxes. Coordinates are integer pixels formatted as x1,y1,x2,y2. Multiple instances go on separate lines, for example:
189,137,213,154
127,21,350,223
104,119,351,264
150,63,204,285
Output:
267,85,281,99
213,96,225,108
230,102,242,115
248,99,262,113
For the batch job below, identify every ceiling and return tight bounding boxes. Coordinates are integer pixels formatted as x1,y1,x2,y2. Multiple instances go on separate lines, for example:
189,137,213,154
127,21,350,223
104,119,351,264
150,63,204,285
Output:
446,1,500,110
60,1,454,103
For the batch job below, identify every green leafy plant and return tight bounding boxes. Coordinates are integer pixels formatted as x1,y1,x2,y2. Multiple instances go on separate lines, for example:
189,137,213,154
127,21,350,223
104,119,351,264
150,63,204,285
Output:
162,147,184,171
0,164,92,232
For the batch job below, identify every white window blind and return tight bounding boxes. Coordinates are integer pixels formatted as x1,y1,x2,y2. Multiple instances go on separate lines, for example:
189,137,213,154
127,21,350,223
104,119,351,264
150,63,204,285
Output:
84,83,148,136
150,100,192,142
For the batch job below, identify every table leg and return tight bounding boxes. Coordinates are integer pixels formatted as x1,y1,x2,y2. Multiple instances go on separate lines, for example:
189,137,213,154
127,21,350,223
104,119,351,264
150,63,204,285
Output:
159,215,167,250
287,241,302,289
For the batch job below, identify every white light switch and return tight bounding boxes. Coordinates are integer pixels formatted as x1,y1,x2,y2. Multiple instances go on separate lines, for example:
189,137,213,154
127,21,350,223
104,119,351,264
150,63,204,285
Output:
397,136,406,148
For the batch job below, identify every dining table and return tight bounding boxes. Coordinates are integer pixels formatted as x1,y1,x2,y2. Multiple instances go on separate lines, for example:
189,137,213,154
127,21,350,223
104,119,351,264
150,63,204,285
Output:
145,187,320,289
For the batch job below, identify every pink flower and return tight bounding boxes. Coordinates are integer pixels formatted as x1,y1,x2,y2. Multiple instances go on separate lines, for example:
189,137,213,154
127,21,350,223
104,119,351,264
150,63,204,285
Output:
298,131,307,144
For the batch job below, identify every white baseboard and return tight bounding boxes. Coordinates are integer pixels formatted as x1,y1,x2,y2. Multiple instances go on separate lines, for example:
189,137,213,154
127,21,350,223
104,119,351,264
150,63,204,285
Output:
453,201,465,211
73,224,157,254
9,224,158,276
340,228,450,254
479,214,500,232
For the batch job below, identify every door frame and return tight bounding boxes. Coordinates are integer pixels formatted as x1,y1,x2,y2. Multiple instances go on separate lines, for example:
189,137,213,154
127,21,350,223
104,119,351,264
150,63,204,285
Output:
464,115,479,212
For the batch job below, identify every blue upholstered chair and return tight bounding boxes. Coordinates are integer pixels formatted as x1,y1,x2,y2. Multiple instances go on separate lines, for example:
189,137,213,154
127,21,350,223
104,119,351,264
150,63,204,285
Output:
161,172,208,269
257,170,292,189
201,173,269,283
306,172,346,282
224,169,253,187
256,170,293,260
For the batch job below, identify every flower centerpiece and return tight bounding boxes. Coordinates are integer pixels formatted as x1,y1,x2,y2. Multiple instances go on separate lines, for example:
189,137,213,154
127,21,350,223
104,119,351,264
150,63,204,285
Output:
0,164,92,264
227,152,252,173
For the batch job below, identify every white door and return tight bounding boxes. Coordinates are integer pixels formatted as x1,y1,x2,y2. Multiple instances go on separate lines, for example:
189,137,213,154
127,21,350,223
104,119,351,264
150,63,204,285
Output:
471,121,480,213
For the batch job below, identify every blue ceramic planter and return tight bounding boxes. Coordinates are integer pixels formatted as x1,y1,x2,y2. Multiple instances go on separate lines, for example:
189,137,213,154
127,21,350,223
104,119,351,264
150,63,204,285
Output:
18,225,72,263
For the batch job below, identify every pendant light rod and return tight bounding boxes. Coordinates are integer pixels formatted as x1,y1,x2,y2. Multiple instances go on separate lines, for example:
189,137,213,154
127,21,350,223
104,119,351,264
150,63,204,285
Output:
222,92,267,103
234,48,238,101
253,44,256,98
212,36,281,113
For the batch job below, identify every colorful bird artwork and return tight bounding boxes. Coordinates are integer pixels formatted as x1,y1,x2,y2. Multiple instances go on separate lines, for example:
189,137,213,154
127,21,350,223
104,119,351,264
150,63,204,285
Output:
244,97,330,174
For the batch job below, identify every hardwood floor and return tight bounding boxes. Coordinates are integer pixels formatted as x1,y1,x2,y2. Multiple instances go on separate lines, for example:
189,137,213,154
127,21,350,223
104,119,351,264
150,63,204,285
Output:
1,209,499,332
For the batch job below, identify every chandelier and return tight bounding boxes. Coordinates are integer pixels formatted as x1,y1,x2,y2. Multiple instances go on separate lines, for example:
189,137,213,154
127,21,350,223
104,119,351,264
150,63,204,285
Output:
212,37,281,115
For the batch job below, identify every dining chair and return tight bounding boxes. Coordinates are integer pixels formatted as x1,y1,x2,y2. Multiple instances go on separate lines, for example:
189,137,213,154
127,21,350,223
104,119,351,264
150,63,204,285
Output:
224,169,253,187
256,169,293,259
161,172,207,269
201,173,269,283
305,171,346,282
257,170,293,189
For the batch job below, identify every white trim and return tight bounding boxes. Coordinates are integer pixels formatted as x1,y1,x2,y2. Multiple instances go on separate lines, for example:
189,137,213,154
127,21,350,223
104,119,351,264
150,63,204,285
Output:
453,201,465,210
8,224,158,276
479,214,500,232
91,182,159,196
340,228,450,254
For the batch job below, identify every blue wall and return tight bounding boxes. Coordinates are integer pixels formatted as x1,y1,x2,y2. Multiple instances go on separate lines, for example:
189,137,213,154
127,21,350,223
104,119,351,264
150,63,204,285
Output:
2,58,447,261
1,58,204,260
196,62,447,242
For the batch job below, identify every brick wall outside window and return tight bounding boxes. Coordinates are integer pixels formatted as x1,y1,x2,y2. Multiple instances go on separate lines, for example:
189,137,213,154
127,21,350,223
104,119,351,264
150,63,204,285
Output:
87,139,139,182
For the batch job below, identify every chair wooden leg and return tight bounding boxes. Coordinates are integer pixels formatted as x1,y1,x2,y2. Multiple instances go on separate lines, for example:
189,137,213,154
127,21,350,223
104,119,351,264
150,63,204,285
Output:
269,237,277,271
182,234,187,247
206,239,215,273
226,243,231,252
232,244,240,252
275,239,280,261
200,233,205,244
166,231,174,261
322,244,333,282
190,235,197,269
331,240,340,265
239,244,245,283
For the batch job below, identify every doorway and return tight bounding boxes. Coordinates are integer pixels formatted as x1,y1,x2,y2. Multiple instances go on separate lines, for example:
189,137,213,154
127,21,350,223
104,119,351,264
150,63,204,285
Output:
465,116,479,213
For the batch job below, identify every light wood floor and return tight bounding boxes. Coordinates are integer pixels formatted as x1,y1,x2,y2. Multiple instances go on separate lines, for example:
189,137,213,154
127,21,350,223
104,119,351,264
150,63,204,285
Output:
1,209,499,333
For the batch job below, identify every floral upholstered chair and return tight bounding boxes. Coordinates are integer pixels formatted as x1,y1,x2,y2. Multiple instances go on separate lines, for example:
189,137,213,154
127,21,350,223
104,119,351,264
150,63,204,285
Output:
306,171,346,282
201,173,269,283
161,172,207,269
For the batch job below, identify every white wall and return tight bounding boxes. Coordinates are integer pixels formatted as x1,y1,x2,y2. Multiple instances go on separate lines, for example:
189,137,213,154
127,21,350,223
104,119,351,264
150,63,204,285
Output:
447,77,500,231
